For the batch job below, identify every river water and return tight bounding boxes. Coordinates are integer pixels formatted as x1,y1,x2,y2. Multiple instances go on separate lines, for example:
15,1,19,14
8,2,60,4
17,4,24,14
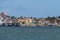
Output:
0,26,60,40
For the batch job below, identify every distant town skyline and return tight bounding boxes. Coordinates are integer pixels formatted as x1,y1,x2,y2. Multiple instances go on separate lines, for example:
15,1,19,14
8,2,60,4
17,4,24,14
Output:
0,0,60,18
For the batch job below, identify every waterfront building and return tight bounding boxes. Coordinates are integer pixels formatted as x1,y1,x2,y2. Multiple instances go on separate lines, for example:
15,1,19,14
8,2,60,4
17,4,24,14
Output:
28,18,36,26
0,12,13,26
0,12,5,25
38,18,46,26
45,18,58,26
0,15,4,25
56,18,60,26
16,18,31,26
32,18,45,26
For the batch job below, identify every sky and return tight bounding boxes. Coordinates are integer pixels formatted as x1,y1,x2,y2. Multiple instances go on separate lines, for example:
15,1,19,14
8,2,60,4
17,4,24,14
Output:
0,0,60,18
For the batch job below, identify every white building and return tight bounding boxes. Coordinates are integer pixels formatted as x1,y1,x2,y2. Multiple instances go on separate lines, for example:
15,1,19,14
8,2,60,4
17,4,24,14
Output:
0,15,4,25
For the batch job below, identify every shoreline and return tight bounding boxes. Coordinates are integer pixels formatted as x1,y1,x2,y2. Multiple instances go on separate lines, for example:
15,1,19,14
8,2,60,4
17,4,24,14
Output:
0,24,60,27
0,12,60,27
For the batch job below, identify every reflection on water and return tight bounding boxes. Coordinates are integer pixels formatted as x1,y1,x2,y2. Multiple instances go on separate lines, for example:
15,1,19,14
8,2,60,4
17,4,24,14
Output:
0,26,60,40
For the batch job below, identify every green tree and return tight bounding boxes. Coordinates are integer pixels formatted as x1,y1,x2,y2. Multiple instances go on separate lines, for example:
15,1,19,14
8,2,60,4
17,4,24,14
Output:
58,16,60,18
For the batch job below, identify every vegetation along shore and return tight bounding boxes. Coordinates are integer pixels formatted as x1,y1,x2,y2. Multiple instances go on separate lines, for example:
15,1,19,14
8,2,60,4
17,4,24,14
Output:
0,12,60,27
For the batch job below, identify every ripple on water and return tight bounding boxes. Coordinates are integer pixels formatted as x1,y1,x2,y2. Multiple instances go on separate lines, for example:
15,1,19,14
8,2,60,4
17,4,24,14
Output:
0,26,60,40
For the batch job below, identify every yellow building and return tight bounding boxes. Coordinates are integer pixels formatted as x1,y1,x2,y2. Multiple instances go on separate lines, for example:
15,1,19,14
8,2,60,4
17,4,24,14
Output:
16,18,31,26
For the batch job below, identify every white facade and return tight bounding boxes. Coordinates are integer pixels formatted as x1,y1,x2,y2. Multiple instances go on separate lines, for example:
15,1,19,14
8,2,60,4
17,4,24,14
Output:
0,16,4,25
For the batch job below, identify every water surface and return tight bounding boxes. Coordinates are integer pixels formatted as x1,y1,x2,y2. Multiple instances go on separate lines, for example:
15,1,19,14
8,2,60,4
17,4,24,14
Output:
0,26,60,40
